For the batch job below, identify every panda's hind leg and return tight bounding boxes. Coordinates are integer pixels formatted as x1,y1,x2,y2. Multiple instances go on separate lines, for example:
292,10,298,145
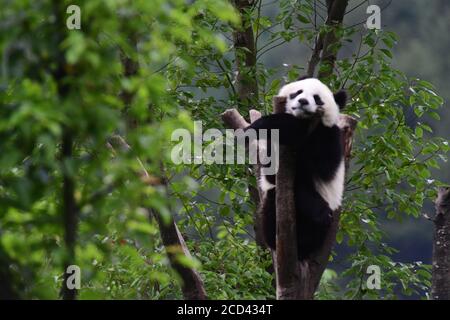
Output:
297,212,331,260
295,185,333,259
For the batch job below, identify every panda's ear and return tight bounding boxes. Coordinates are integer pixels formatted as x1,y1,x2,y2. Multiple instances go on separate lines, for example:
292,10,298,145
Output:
333,90,347,109
297,75,311,81
273,96,287,114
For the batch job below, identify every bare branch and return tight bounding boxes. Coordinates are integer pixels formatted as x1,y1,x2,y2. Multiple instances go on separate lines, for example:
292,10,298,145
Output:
150,209,207,300
233,0,259,109
306,34,324,77
221,108,251,129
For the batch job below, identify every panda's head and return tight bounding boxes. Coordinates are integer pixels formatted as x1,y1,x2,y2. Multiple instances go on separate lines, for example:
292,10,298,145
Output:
275,77,347,127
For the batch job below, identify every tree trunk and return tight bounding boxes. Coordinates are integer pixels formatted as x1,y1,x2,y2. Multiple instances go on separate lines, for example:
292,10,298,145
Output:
232,0,259,109
274,145,302,299
232,0,264,246
431,187,450,300
60,130,78,300
307,0,349,79
49,0,79,300
318,0,349,79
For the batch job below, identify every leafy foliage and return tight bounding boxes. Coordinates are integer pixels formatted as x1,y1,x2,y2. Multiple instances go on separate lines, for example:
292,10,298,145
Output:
0,0,447,299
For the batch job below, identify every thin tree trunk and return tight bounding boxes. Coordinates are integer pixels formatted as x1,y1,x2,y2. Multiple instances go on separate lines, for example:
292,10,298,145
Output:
50,0,79,300
120,44,139,132
232,0,264,246
307,0,349,78
151,210,207,300
0,247,20,299
60,130,78,300
431,187,450,300
233,0,259,109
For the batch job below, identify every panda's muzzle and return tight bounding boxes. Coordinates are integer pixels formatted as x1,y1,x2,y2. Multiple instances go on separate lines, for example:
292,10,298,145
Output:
292,98,325,117
291,98,309,111
298,98,309,107
294,98,316,115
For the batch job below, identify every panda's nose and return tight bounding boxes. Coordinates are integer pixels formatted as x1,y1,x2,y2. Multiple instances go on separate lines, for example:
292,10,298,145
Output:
298,98,309,107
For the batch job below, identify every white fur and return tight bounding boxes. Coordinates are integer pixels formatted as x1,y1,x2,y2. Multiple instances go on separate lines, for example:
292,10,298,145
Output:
314,160,345,210
257,139,267,153
257,139,276,193
278,78,339,127
259,175,275,192
256,138,269,168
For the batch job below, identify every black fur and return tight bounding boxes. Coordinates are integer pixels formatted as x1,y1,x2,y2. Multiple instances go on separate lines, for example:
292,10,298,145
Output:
297,75,311,81
333,90,347,109
248,113,343,260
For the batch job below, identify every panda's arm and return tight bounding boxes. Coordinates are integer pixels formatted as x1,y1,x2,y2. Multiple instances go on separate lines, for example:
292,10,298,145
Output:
309,125,344,181
245,113,307,146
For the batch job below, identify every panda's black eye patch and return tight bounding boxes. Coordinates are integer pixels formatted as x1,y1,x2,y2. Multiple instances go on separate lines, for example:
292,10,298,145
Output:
313,94,324,105
289,90,303,100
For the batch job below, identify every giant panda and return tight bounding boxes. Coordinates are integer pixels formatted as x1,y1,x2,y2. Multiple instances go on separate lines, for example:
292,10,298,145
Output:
247,77,347,260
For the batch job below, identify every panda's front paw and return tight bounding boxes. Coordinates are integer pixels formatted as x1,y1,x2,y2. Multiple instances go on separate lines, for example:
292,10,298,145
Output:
316,106,325,116
319,105,339,127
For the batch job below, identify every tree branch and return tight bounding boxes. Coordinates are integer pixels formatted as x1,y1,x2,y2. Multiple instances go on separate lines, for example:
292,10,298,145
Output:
232,0,259,109
306,0,349,78
150,208,207,300
318,0,349,79
107,136,207,300
221,109,265,247
306,34,324,77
